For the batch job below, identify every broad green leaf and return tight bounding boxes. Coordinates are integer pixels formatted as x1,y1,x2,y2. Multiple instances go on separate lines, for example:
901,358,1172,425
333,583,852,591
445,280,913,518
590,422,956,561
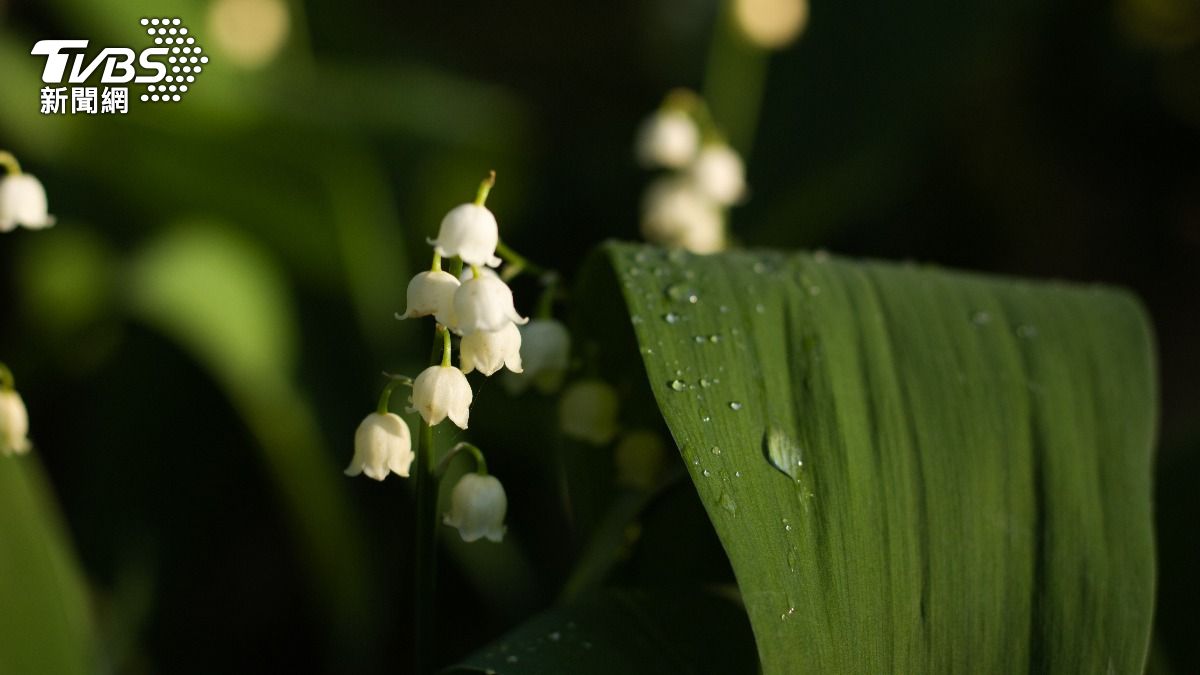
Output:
0,458,95,675
595,243,1156,674
447,589,756,675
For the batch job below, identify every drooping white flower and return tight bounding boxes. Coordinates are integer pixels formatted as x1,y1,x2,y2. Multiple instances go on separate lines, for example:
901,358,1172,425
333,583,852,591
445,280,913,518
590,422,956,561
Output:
559,379,620,445
614,430,668,491
399,270,460,325
429,203,502,268
453,275,529,335
504,319,571,395
412,365,473,428
733,0,809,49
0,389,31,456
641,177,727,254
0,173,55,233
461,321,523,376
690,143,746,206
442,472,507,543
344,412,413,480
635,109,700,169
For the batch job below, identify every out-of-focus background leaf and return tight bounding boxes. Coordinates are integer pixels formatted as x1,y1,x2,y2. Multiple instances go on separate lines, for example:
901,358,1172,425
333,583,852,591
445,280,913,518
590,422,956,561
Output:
0,0,1196,673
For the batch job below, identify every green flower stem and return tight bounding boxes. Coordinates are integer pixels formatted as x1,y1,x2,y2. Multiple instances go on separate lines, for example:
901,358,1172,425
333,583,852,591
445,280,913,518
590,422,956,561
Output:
440,327,452,367
0,151,20,176
0,362,13,391
413,419,436,675
430,252,442,272
434,442,489,478
701,0,769,153
496,240,551,279
376,379,406,415
474,171,496,206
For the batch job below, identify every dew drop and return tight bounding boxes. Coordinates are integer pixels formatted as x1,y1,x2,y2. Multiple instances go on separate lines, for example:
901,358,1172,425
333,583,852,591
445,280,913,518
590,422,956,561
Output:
710,446,722,455
787,547,799,572
665,283,698,304
709,334,721,343
765,425,805,481
702,469,712,477
700,378,713,388
780,606,796,621
719,491,737,514
663,312,681,324
669,379,687,392
701,414,712,423
728,401,743,411
734,470,743,478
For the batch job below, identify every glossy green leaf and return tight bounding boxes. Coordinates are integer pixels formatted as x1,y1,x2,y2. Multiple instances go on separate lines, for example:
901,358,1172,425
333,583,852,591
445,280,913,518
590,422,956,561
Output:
0,458,95,675
598,243,1157,674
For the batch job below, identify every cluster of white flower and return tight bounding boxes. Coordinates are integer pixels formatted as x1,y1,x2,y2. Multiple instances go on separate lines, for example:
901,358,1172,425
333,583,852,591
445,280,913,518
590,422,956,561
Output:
635,91,746,254
345,173,571,544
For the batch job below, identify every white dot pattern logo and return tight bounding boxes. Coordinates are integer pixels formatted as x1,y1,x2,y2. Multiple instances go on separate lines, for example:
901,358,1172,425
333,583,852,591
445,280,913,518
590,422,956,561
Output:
139,17,208,103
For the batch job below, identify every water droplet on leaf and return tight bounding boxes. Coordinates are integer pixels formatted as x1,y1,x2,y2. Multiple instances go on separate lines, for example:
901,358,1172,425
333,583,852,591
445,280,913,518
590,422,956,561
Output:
765,425,805,481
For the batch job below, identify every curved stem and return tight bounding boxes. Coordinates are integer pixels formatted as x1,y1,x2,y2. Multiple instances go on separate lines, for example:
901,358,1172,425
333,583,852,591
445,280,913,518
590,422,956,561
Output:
0,151,20,176
474,171,496,206
376,379,406,415
434,442,489,478
496,240,551,278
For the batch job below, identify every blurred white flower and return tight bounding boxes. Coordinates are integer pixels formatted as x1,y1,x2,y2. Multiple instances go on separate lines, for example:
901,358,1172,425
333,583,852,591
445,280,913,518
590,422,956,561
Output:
559,379,620,445
635,109,700,169
614,430,668,491
0,173,55,233
412,365,473,429
504,319,571,395
453,275,529,334
430,203,502,268
641,177,726,254
733,0,810,50
0,389,31,456
460,321,523,376
208,0,291,70
690,143,746,206
442,473,507,543
399,270,460,324
345,412,413,480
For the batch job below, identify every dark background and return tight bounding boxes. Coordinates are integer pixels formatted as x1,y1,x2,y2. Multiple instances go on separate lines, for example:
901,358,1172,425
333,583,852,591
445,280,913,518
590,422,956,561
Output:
0,0,1196,672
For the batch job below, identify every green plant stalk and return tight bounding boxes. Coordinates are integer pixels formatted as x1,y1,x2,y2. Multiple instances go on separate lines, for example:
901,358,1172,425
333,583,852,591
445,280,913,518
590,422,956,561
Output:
702,0,770,154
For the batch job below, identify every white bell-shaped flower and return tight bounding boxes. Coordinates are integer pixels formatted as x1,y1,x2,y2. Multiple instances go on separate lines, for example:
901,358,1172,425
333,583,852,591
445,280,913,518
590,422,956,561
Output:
429,203,502,268
442,472,507,543
559,379,620,445
614,430,668,491
641,177,727,254
399,270,460,324
460,321,523,376
453,275,529,335
0,389,31,456
412,365,473,428
504,319,571,395
635,109,700,169
345,412,413,480
690,143,746,205
0,173,55,233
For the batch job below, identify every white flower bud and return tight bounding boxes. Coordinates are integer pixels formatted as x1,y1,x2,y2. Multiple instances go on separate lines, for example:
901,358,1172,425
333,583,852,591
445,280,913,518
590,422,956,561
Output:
399,270,460,324
412,365,473,428
453,275,529,335
733,0,809,50
559,379,620,445
0,174,55,233
0,390,31,456
690,144,746,206
614,430,668,491
503,319,571,395
429,203,502,268
443,472,507,542
641,177,727,254
635,109,700,169
345,412,413,480
461,321,523,376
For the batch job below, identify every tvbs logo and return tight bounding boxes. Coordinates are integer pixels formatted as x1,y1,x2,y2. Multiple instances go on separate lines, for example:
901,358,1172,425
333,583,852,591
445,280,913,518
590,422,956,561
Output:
32,17,207,114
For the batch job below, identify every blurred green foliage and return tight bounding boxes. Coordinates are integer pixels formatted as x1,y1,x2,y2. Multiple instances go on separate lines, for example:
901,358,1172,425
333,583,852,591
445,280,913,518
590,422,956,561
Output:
0,0,1197,673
